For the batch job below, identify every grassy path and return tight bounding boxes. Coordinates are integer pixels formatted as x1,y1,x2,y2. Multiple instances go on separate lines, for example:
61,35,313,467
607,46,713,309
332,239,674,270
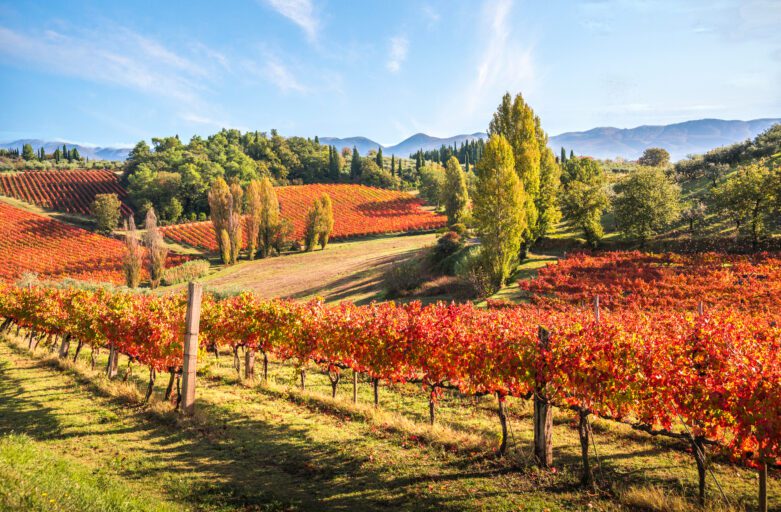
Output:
0,334,776,511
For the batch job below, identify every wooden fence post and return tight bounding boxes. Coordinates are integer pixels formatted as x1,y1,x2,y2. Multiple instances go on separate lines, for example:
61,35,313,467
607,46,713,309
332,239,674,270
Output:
180,282,202,416
697,301,704,316
594,296,600,324
534,326,553,467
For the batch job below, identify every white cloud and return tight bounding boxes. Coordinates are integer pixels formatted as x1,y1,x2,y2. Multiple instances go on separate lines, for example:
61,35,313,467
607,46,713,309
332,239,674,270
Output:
386,36,409,73
263,0,319,41
467,0,535,114
264,58,308,94
0,25,212,104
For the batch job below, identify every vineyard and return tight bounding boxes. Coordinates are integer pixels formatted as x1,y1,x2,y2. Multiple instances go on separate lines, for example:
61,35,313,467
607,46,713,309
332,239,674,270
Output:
0,201,183,284
0,169,133,216
161,184,446,250
519,250,781,312
0,247,779,507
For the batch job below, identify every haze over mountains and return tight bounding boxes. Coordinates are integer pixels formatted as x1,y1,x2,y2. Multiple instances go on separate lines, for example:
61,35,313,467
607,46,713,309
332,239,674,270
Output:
3,118,779,163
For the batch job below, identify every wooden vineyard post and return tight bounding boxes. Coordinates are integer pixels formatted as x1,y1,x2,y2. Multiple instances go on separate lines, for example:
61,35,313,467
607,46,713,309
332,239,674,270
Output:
106,343,119,379
352,370,358,403
180,282,202,416
759,461,768,512
593,295,600,323
698,301,704,316
534,326,553,467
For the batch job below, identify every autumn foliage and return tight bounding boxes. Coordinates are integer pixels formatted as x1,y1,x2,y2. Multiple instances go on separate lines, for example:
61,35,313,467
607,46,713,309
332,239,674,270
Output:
0,169,132,216
160,184,446,251
0,281,778,468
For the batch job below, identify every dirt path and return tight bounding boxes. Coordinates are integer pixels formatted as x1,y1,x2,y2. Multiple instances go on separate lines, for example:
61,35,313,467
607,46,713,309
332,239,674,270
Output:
203,233,437,303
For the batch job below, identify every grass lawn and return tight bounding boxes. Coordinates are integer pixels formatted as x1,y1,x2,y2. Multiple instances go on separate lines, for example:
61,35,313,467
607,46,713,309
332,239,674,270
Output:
0,331,776,512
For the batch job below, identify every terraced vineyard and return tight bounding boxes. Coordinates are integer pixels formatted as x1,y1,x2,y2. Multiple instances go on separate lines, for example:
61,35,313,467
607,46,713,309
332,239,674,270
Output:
161,183,446,251
0,169,133,216
0,201,183,284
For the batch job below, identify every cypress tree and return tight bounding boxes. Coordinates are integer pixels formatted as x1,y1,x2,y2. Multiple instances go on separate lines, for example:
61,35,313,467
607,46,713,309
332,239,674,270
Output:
350,147,361,180
561,147,567,164
390,155,396,176
376,146,383,167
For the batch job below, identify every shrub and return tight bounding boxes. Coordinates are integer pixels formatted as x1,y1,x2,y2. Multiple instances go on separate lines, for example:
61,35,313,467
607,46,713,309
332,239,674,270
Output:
449,223,467,235
161,260,210,286
383,258,425,297
91,193,122,234
433,231,463,261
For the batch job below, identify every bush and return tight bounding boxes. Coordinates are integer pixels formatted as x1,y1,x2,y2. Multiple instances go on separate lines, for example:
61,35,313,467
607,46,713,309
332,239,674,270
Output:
433,231,463,260
382,258,425,297
448,223,467,235
161,260,210,286
91,193,122,234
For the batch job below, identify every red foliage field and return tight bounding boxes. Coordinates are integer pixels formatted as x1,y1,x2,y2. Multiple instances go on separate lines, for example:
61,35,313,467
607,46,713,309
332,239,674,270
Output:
519,250,781,313
161,184,446,251
0,169,133,216
0,201,182,284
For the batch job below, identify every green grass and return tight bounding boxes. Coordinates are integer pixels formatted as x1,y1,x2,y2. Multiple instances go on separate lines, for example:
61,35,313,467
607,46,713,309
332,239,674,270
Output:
0,332,776,511
0,433,178,512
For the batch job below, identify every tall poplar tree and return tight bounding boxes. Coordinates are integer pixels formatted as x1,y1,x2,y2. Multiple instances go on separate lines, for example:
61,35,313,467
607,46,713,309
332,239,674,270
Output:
443,156,469,225
473,135,526,290
488,92,560,258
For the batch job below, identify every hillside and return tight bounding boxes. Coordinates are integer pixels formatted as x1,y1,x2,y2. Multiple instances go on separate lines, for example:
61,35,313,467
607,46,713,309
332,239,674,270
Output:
320,132,489,156
552,118,781,161
0,169,133,216
160,183,446,251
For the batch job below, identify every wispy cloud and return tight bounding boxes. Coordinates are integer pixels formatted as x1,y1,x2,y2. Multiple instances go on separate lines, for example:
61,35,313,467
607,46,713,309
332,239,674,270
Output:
469,0,535,113
386,36,409,73
264,58,308,94
262,0,319,41
0,25,212,104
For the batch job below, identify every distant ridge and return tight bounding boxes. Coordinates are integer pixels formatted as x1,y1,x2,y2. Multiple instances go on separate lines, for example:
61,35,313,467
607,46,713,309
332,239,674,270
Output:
550,118,781,161
0,139,132,161
5,118,780,163
320,132,488,157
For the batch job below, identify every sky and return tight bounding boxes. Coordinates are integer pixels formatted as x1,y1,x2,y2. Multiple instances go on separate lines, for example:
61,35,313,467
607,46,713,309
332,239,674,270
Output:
0,0,779,147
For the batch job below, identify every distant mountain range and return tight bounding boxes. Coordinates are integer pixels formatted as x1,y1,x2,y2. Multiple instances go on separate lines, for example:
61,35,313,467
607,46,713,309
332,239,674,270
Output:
550,118,781,161
4,118,779,163
0,139,132,161
320,132,489,158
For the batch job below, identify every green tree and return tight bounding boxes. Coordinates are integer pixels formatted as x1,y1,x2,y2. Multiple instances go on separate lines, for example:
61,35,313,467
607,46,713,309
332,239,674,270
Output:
316,194,334,249
348,146,361,181
91,193,122,234
303,200,323,251
638,147,671,167
560,157,608,247
359,159,400,189
22,144,35,161
472,135,526,290
613,166,681,244
488,92,560,256
443,156,469,225
711,160,778,247
208,178,233,264
376,147,383,167
418,163,446,207
228,181,244,264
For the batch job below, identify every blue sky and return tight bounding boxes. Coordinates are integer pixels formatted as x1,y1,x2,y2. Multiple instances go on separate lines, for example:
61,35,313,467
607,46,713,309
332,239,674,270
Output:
0,0,779,147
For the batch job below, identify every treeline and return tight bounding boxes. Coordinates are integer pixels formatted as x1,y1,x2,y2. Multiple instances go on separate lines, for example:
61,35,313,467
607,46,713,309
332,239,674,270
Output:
412,138,486,172
122,129,418,223
0,144,122,172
